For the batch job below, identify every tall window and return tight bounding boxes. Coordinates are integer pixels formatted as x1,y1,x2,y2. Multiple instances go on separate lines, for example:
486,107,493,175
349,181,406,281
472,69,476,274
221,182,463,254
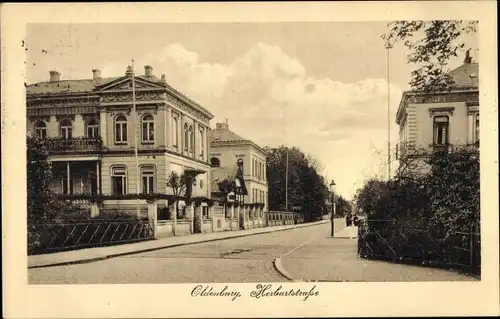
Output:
475,114,479,143
237,159,244,175
86,119,99,138
199,128,204,158
252,159,255,177
141,165,155,194
34,120,47,139
111,166,127,195
184,123,189,150
172,116,178,147
433,116,449,145
60,119,72,139
115,115,128,143
189,125,194,153
141,114,155,143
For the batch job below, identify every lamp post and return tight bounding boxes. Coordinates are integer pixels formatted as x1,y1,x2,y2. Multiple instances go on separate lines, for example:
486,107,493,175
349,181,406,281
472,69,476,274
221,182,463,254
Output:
329,180,336,237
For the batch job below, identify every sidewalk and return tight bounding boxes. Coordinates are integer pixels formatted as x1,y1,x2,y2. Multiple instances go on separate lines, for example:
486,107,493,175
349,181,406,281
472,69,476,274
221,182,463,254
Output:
278,225,477,282
28,219,330,269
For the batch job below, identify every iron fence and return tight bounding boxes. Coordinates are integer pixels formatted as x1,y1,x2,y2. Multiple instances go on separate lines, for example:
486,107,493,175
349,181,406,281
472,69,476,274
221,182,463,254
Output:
357,219,480,276
28,218,154,255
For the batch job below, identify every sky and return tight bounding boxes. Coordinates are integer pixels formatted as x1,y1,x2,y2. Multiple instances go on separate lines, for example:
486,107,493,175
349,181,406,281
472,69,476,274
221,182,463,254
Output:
25,22,478,200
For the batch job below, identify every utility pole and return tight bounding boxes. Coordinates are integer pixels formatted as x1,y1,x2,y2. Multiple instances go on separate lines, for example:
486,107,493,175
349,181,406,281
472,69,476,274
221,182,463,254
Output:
385,42,393,181
330,180,336,237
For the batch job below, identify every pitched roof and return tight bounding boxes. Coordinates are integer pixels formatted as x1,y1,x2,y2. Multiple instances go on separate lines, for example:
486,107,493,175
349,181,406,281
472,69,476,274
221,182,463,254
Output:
449,62,478,89
210,126,247,143
25,75,163,95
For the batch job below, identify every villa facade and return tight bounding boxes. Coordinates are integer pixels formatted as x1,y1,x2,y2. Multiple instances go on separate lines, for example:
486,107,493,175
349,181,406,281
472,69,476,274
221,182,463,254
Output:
27,65,214,216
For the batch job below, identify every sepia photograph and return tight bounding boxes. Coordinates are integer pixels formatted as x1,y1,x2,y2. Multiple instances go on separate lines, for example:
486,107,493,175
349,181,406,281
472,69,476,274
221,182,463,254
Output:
25,20,481,284
2,2,499,318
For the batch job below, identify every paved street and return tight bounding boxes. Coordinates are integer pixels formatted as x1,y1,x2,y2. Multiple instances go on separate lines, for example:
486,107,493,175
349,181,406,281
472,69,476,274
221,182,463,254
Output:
28,221,476,284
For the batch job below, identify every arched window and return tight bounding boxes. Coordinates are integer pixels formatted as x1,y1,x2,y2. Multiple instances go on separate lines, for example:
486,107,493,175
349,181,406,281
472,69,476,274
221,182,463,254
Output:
189,125,194,153
115,115,128,143
184,123,189,150
34,120,47,139
141,114,154,143
60,119,72,139
199,128,204,158
210,157,220,168
86,119,99,138
141,165,156,194
433,116,449,145
172,116,178,147
111,166,127,195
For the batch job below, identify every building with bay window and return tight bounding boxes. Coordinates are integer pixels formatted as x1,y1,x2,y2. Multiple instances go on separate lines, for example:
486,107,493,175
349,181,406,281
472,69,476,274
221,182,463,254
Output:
209,120,268,210
27,65,214,215
395,51,479,174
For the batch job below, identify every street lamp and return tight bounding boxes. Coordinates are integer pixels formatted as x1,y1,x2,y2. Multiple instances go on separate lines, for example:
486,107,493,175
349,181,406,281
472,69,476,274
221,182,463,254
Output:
329,180,336,237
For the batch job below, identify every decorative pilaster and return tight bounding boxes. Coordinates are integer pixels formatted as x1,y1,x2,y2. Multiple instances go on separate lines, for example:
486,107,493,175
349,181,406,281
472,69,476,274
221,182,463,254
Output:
99,110,108,146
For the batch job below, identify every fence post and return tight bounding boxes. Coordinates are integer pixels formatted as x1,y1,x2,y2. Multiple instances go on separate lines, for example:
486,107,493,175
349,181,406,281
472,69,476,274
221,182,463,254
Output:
147,200,157,239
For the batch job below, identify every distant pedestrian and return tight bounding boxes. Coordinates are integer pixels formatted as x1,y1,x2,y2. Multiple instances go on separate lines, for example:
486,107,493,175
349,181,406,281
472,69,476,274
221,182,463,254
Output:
353,214,359,227
346,214,352,227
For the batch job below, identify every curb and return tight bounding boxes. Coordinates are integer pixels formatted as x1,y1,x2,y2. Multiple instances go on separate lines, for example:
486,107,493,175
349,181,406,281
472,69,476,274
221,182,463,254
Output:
29,220,329,269
273,258,302,282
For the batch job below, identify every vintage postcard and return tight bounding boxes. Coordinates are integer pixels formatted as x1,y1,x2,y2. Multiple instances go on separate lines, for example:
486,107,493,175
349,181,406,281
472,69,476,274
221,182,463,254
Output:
2,1,499,318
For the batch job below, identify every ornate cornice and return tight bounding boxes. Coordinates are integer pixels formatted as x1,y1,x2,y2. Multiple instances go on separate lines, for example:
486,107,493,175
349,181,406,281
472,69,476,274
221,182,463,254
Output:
428,107,455,117
27,95,99,108
166,94,211,124
55,114,76,122
28,115,51,123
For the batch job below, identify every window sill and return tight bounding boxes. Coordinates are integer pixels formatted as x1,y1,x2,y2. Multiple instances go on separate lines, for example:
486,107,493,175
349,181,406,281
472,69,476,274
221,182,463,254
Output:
114,142,128,145
142,141,155,145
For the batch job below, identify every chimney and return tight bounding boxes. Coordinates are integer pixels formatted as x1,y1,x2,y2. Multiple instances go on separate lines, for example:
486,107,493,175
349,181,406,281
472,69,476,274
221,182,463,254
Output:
49,70,60,82
464,49,472,64
145,65,153,77
216,120,229,130
161,74,166,82
92,69,102,80
125,65,133,77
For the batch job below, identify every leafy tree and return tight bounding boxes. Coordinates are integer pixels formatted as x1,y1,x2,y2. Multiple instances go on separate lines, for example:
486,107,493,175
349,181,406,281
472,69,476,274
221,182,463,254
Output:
265,145,329,221
383,20,477,93
27,136,54,223
166,171,188,219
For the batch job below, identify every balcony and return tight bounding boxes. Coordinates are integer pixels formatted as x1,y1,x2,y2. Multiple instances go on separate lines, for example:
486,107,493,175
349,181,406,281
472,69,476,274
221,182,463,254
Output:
46,137,103,153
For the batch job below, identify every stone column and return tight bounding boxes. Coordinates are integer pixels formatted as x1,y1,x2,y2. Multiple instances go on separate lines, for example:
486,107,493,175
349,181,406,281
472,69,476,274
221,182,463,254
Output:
187,202,195,234
467,113,474,144
99,110,107,146
66,161,71,194
170,201,177,236
147,200,158,239
166,107,172,149
90,203,100,218
230,204,235,231
96,161,101,194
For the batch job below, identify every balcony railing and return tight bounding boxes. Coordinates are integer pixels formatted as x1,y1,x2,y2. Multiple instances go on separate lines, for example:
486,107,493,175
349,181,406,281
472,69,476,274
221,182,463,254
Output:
45,137,103,153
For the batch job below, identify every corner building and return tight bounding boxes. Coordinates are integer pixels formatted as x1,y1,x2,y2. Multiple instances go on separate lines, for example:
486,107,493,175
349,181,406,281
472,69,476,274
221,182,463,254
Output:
27,65,214,214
